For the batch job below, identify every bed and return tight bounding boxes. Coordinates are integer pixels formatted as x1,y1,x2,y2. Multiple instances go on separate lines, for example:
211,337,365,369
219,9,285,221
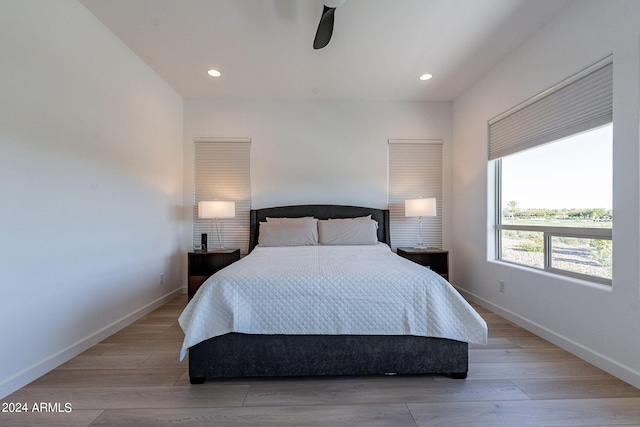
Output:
179,204,487,383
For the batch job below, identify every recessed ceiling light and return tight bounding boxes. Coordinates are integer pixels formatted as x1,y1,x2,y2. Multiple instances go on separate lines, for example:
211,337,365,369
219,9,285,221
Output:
419,73,433,81
207,69,221,77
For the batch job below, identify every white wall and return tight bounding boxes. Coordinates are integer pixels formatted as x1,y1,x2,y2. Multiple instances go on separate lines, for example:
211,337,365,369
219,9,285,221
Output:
452,0,640,387
0,1,184,398
183,99,453,250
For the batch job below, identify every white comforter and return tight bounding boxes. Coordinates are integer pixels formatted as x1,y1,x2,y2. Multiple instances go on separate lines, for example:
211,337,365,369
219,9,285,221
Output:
179,244,487,360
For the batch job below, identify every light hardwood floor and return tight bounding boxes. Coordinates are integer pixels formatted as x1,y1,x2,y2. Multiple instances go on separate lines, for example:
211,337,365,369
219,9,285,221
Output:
2,294,640,426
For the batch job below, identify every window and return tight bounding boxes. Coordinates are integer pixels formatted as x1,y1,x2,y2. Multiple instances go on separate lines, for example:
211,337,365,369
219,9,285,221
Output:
490,57,613,284
388,139,443,250
193,138,251,254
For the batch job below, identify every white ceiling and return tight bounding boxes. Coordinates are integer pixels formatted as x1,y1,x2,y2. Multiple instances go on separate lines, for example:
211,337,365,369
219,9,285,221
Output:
79,0,571,101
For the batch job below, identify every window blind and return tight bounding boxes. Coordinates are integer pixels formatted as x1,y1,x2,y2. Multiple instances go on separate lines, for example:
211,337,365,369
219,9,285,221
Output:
193,138,251,254
489,56,613,160
388,139,443,250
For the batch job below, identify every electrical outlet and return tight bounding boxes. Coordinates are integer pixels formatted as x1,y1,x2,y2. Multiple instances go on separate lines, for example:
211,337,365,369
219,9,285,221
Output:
160,273,165,284
499,280,506,293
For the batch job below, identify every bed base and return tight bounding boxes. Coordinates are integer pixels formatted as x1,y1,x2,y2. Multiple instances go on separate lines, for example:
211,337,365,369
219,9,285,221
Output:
188,333,468,383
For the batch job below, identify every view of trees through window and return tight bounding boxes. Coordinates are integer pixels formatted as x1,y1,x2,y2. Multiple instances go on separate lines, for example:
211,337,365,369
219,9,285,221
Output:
499,124,613,281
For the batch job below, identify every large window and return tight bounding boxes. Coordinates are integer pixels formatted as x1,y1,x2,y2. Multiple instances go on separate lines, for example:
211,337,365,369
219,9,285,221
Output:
490,57,613,285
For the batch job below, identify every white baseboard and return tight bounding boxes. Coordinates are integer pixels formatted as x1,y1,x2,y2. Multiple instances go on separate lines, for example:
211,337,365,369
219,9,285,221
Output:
0,287,183,399
457,286,640,390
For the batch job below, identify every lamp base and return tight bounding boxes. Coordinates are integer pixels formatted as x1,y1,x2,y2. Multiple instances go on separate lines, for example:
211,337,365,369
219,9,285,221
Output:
413,244,439,250
201,233,208,252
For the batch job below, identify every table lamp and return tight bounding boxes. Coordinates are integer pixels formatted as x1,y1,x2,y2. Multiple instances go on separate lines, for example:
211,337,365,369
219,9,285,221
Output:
405,197,436,249
198,201,235,250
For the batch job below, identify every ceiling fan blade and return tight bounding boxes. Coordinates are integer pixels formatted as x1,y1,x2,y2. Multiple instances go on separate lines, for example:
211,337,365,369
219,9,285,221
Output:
313,5,336,49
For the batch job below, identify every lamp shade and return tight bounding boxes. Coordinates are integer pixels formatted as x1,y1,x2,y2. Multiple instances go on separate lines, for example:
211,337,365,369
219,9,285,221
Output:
198,201,235,219
405,198,436,217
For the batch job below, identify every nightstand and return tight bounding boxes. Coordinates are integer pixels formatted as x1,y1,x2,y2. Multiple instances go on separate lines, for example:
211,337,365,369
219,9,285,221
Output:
188,249,240,300
397,247,449,280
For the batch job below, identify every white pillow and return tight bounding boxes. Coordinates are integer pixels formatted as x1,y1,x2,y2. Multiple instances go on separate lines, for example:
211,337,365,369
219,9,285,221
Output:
317,218,379,245
329,215,377,228
258,220,318,246
344,215,371,220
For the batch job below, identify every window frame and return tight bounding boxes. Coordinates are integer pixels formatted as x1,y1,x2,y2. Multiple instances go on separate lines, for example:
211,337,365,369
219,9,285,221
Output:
387,139,443,250
494,159,613,285
490,56,614,286
193,137,252,255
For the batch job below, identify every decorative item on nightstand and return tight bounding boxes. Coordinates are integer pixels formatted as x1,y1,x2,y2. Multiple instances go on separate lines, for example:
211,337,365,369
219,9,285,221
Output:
405,197,437,249
198,200,235,251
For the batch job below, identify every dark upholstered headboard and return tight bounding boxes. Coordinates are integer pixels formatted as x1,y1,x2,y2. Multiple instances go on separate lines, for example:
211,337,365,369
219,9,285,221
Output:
249,204,390,252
